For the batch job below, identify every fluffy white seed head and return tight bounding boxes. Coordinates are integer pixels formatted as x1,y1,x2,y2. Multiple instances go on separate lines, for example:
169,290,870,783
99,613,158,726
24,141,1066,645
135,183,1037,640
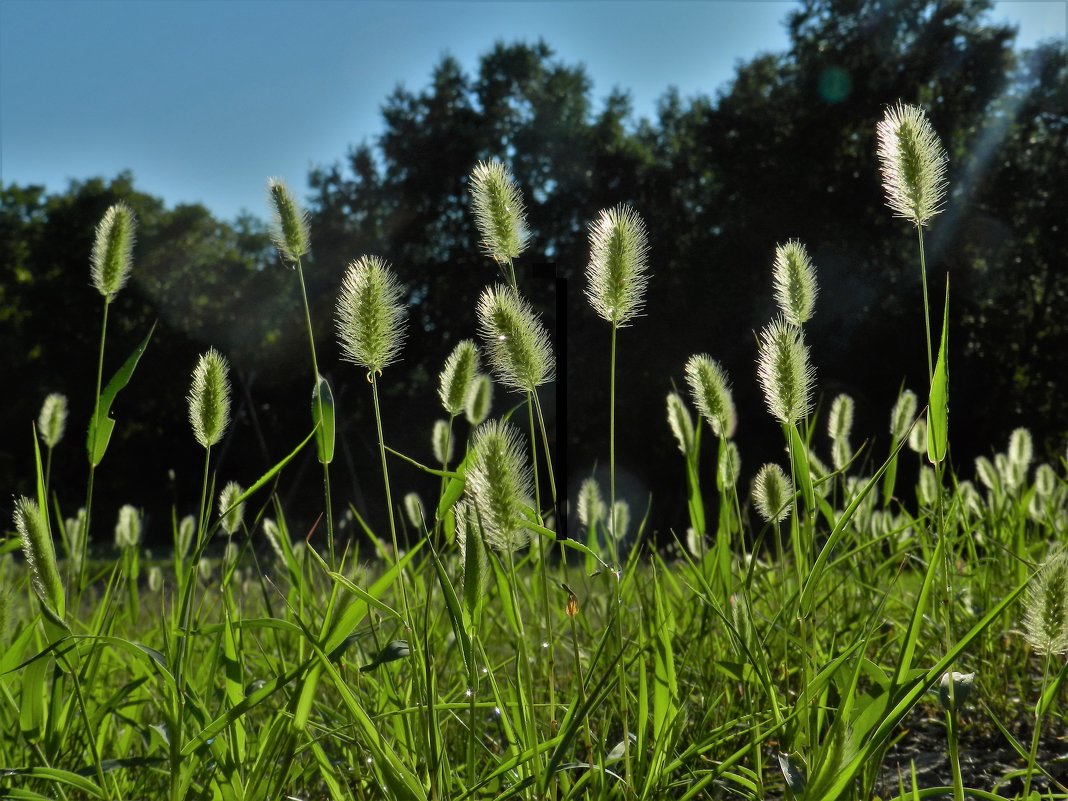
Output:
14,497,65,617
876,102,949,227
465,420,534,553
756,317,815,425
666,392,695,456
188,348,231,448
586,204,651,328
439,340,480,416
772,240,818,326
891,389,919,442
718,441,742,491
753,464,793,524
90,202,136,300
38,393,68,449
469,160,530,265
1009,427,1034,473
266,177,311,264
336,256,408,374
1023,551,1068,656
218,481,245,535
908,417,928,455
432,419,454,465
577,478,606,529
828,393,855,444
464,374,493,426
685,354,737,439
114,504,141,549
404,492,426,531
477,284,555,392
610,500,630,541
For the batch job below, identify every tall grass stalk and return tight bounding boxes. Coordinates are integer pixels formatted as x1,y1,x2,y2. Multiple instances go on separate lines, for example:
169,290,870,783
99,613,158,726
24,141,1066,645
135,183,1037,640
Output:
82,202,136,594
268,178,337,568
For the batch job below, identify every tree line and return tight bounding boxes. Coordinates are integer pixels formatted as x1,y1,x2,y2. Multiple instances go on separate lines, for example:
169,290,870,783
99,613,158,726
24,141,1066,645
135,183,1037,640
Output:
2,0,1065,545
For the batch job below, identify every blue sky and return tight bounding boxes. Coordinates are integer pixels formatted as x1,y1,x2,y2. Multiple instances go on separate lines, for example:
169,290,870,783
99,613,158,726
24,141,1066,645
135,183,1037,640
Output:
2,0,1064,222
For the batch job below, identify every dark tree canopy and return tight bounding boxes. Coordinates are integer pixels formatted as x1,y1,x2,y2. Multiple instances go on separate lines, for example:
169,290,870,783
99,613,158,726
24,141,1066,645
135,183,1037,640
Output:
3,0,1065,546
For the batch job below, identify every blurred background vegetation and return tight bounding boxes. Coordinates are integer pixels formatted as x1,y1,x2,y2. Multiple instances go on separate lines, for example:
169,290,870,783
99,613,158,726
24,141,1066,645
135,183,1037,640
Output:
3,0,1065,548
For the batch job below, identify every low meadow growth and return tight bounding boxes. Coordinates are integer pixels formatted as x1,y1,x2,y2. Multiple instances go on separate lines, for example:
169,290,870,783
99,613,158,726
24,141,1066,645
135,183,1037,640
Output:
4,102,1068,801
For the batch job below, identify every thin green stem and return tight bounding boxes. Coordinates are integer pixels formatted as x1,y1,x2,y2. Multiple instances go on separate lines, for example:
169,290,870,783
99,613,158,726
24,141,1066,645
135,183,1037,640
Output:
371,374,411,622
609,325,618,564
295,258,335,569
917,226,934,384
81,298,111,594
531,391,557,505
1022,651,1052,800
528,392,557,750
946,706,965,801
171,444,212,801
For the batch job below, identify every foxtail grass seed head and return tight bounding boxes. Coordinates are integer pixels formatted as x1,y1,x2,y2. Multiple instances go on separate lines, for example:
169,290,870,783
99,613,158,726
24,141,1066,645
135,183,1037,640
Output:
14,497,64,617
753,463,792,524
188,348,231,448
432,419,454,465
177,514,195,561
148,565,163,593
586,204,651,327
439,339,480,415
336,256,408,374
772,240,818,326
1009,427,1034,473
718,441,742,491
465,374,493,426
1036,464,1057,498
64,508,86,562
91,202,136,300
1023,551,1068,656
404,492,425,531
219,481,245,535
958,480,984,518
891,389,919,442
197,558,213,583
577,478,606,529
38,393,68,449
263,518,286,564
114,504,141,549
876,102,948,227
908,417,928,455
917,467,938,507
975,455,998,492
666,392,696,456
756,317,815,425
453,499,489,597
828,394,855,444
996,452,1024,492
832,438,853,472
469,159,530,266
610,500,631,541
266,177,310,264
466,420,534,553
685,354,737,438
477,284,555,392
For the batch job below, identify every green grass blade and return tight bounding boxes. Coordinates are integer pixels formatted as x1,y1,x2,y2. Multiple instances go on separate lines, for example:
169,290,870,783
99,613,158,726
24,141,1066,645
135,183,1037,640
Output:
0,767,105,798
927,278,950,464
811,572,1032,801
87,321,156,466
788,423,814,515
312,374,336,464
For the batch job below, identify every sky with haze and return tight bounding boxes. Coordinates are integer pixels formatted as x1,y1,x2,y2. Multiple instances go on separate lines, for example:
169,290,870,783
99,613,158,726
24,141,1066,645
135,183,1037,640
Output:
2,0,1064,221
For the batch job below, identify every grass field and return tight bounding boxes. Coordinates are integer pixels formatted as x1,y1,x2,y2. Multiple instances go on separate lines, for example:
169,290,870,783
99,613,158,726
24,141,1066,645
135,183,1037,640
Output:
2,104,1066,801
